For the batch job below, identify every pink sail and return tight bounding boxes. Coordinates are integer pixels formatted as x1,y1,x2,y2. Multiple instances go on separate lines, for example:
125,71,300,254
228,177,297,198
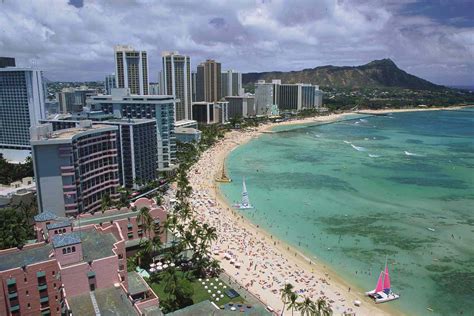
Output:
383,265,391,290
375,271,384,292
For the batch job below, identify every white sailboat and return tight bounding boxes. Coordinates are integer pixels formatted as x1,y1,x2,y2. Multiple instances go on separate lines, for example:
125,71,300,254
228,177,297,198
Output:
366,258,400,303
234,177,254,210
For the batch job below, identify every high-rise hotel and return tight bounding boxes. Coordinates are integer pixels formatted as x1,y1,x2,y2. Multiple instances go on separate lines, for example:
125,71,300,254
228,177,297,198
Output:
195,59,222,102
161,51,192,121
114,45,149,95
88,89,177,170
0,66,46,150
255,79,322,114
31,121,120,217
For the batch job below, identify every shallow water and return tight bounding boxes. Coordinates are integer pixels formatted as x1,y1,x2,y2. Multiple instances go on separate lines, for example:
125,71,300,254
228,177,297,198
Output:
220,109,474,316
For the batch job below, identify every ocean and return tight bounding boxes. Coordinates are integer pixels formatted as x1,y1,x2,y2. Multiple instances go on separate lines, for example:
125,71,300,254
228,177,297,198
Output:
219,109,474,316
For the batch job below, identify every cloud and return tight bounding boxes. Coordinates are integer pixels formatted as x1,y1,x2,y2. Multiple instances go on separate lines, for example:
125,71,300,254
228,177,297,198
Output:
0,0,472,85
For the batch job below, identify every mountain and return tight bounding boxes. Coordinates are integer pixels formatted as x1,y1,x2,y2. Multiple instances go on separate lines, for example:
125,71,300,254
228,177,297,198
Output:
242,59,444,90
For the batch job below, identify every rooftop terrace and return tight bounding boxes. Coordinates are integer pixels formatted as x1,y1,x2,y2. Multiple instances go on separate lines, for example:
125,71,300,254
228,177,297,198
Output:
79,228,118,262
127,271,149,296
68,287,136,316
0,244,54,272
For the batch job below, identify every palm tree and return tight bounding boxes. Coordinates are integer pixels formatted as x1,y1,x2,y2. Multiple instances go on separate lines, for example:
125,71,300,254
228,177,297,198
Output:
201,223,217,248
297,297,316,316
137,206,153,240
208,259,222,277
287,292,299,316
316,297,329,316
280,283,294,315
100,193,111,213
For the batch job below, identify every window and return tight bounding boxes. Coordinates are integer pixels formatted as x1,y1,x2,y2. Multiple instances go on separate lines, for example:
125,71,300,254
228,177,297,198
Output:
52,271,55,275
72,246,76,252
26,290,29,295
28,303,31,308
24,277,27,282
62,249,66,254
67,247,71,254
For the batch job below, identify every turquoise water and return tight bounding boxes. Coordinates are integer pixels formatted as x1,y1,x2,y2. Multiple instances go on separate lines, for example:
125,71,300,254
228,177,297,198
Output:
220,109,474,316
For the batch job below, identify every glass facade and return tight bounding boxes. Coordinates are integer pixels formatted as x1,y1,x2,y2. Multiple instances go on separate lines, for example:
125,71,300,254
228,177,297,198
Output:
0,69,45,149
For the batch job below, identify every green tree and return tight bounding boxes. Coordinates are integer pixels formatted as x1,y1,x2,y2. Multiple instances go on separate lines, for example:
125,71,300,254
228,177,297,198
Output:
100,193,112,213
162,267,194,311
287,292,299,316
297,297,316,316
315,297,332,316
137,206,153,240
280,283,294,315
0,208,31,249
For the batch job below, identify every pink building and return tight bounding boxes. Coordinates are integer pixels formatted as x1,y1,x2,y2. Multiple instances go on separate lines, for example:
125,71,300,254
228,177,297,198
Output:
0,198,165,316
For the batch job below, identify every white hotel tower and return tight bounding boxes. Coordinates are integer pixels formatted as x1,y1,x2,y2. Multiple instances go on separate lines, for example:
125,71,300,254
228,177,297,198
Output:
161,51,192,121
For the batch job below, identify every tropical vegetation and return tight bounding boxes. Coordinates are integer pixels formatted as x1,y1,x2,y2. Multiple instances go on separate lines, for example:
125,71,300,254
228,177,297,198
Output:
0,155,33,185
280,283,333,316
0,207,34,249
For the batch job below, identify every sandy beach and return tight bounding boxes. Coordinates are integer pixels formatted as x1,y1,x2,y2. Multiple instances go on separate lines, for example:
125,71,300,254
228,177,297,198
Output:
187,106,468,315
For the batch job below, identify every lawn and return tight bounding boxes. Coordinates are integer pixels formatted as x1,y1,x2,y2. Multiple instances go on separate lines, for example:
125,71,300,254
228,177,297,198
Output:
147,271,245,309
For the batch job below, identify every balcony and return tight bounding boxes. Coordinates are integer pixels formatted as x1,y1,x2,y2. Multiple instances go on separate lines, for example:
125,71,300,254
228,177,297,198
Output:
40,296,49,303
38,284,48,291
8,292,18,299
10,304,20,312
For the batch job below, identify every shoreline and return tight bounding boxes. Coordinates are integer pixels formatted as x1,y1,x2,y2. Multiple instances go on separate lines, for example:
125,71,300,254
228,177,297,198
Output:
188,106,468,315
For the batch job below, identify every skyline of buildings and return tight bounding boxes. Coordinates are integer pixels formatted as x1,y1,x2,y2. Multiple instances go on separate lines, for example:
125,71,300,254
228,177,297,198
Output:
57,86,97,114
255,79,322,114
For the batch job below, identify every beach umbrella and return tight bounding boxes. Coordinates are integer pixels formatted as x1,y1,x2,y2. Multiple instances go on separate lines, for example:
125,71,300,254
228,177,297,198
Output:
199,278,202,282
216,298,220,301
223,286,227,289
215,278,219,282
208,290,212,293
219,283,222,286
156,266,163,271
150,263,156,268
231,307,236,311
202,282,206,285
220,294,224,298
217,290,221,294
214,286,218,290
170,262,176,267
163,264,169,269
149,267,155,273
212,294,216,297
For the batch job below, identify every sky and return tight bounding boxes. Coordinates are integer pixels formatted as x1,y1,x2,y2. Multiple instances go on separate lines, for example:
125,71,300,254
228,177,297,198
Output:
0,0,473,85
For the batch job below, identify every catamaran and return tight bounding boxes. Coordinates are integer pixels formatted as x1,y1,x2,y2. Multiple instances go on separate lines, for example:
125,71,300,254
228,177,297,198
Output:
366,259,400,303
234,177,253,209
